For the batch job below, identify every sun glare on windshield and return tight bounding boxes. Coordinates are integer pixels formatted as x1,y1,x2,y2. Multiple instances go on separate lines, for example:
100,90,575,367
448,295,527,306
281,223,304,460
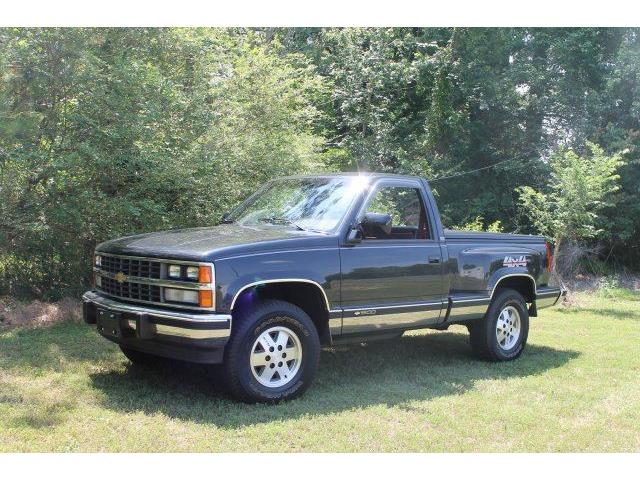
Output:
230,177,367,233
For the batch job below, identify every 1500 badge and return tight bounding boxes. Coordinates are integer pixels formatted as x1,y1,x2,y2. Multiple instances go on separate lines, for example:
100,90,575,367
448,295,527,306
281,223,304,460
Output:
503,255,528,267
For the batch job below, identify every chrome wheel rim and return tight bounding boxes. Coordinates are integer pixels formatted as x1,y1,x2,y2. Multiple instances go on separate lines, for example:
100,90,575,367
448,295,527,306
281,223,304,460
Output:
250,326,302,388
496,306,521,350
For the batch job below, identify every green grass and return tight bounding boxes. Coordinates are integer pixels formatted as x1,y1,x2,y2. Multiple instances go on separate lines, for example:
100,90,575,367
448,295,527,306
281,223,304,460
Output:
1,291,639,452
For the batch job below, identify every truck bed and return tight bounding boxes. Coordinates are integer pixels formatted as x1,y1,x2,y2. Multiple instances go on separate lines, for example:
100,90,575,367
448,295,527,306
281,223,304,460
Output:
444,229,545,244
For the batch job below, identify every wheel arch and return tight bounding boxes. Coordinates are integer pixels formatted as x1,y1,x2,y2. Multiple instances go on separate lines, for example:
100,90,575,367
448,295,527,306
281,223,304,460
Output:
231,279,332,344
490,273,536,304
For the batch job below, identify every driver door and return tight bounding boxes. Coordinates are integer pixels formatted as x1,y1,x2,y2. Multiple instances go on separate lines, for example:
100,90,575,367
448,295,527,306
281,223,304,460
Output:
339,180,445,334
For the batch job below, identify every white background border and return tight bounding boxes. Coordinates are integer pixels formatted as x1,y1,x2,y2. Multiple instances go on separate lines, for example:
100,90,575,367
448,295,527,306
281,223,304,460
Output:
1,0,639,472
1,453,640,478
0,0,639,27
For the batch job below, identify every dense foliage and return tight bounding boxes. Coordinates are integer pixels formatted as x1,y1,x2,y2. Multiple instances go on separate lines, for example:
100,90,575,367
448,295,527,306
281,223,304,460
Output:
1,28,639,298
518,143,623,271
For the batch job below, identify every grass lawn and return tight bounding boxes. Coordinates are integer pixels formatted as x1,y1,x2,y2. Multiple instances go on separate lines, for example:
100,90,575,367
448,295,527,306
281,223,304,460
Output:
1,290,639,452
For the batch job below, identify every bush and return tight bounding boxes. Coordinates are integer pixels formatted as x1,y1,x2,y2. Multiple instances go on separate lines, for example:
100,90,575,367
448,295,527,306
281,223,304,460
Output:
517,143,623,277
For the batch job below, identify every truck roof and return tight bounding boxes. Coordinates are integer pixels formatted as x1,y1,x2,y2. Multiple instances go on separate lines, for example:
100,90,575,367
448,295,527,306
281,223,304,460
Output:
281,172,424,182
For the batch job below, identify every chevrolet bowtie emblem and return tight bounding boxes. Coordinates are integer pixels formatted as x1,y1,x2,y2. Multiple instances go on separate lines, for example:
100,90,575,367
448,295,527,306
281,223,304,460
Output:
114,272,127,283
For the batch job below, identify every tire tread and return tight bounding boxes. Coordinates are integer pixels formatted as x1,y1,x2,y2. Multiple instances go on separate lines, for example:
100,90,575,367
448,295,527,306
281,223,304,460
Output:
223,300,320,403
469,288,529,362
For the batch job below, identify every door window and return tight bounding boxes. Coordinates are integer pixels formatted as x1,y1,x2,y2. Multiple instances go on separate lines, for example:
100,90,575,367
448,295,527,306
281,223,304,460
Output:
363,186,430,240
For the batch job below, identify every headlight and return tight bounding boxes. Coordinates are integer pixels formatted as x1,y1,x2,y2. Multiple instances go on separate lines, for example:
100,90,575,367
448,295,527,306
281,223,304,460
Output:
95,255,102,267
164,288,199,304
186,266,199,280
168,265,181,278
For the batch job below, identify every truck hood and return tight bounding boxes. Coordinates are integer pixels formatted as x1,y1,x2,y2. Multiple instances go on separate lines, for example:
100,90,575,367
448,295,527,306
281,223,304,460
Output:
96,224,337,261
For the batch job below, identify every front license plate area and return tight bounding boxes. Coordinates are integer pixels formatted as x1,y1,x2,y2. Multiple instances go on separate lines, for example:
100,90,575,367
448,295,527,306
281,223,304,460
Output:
97,309,123,339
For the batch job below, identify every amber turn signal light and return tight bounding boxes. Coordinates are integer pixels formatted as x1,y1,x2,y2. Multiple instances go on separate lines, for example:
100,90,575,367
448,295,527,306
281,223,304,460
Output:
198,265,212,283
199,290,213,308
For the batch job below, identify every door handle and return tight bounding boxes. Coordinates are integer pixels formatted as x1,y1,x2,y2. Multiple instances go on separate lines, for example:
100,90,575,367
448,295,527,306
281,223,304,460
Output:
428,256,441,264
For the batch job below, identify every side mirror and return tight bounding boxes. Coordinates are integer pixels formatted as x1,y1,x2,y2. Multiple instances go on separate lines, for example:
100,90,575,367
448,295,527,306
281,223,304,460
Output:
220,211,232,224
346,226,363,245
362,212,393,237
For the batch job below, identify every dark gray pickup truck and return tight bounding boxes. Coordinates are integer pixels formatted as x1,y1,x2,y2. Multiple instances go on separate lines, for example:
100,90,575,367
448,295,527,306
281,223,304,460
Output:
83,173,563,402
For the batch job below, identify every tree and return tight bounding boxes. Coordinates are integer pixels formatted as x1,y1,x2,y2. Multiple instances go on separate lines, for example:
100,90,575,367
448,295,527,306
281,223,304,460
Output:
282,28,631,232
2,27,640,299
517,142,623,272
590,30,640,268
0,28,326,298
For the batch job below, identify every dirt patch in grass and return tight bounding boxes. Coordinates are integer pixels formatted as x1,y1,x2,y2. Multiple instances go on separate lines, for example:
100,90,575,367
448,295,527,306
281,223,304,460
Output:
0,297,82,328
564,273,640,293
557,273,640,308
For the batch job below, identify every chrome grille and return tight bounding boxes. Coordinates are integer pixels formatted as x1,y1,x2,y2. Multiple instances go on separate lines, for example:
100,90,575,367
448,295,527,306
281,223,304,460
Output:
99,276,162,303
100,255,161,278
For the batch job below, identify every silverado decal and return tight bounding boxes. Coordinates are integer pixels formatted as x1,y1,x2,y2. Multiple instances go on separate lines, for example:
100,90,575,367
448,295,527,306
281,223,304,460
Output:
354,309,377,316
503,255,528,267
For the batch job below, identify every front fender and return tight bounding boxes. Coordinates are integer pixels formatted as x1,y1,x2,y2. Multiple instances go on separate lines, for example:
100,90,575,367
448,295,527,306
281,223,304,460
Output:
214,248,341,313
225,275,331,312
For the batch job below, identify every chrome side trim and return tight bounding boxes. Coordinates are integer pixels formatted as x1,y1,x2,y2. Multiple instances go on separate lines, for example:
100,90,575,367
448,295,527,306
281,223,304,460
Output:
448,304,487,321
82,291,230,324
447,296,491,322
451,297,491,304
536,288,563,309
339,245,440,249
342,301,443,312
341,303,442,334
328,316,342,336
489,273,537,300
536,288,562,298
230,279,331,311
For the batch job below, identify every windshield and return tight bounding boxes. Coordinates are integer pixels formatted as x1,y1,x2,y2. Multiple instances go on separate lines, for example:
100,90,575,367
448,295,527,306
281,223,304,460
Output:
228,177,366,232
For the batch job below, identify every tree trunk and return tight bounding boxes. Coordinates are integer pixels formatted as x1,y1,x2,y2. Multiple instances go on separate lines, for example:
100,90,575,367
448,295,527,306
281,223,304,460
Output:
552,236,563,284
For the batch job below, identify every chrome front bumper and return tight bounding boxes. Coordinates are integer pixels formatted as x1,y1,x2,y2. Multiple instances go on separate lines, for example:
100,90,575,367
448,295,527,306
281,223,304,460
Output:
83,290,231,340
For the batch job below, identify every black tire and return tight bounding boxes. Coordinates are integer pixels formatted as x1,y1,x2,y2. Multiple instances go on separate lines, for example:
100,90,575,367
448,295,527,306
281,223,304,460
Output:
222,300,320,403
120,346,163,366
469,288,529,361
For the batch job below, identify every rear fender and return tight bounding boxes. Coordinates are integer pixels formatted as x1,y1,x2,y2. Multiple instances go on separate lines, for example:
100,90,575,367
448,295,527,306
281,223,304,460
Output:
488,269,537,303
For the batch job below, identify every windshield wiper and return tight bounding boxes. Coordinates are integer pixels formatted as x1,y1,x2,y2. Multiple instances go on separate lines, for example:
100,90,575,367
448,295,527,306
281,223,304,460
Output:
258,217,306,231
219,212,234,224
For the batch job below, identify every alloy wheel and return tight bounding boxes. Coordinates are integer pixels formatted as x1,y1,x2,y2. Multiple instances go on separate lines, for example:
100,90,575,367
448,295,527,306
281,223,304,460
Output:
250,325,302,388
496,305,521,350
